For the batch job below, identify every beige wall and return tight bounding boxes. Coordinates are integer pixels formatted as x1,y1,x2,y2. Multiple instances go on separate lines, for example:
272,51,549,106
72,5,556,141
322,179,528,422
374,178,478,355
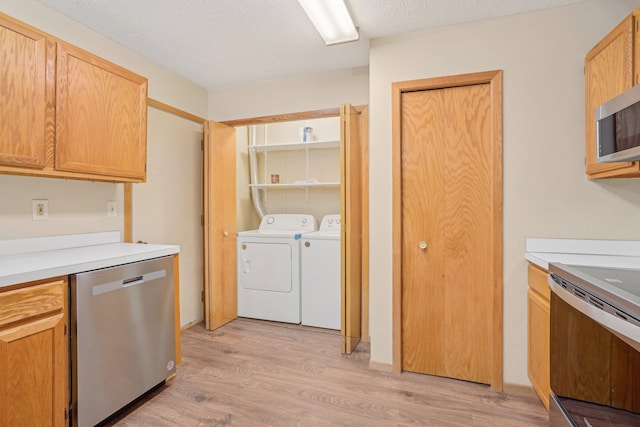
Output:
0,175,123,239
369,0,640,385
209,67,369,121
133,108,204,327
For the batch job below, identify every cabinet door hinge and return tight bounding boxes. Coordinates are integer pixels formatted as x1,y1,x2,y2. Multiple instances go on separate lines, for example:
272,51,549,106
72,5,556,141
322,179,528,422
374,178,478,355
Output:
64,408,68,421
201,139,204,151
201,214,204,226
201,290,205,302
64,324,67,336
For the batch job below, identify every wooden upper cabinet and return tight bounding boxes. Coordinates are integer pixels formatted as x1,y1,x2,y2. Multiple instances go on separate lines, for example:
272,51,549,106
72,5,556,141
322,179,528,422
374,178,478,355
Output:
56,42,147,181
0,15,51,169
0,12,148,183
585,13,639,178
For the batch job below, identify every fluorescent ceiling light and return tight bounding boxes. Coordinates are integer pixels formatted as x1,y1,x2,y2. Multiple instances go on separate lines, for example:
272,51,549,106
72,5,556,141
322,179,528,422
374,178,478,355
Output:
298,0,359,46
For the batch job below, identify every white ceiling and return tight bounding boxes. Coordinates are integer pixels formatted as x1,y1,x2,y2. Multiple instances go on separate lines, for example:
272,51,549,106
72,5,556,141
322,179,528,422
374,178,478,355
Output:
35,0,588,91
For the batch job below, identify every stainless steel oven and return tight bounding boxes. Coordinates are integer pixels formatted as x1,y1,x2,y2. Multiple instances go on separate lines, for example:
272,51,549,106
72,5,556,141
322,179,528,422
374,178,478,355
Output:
548,263,640,426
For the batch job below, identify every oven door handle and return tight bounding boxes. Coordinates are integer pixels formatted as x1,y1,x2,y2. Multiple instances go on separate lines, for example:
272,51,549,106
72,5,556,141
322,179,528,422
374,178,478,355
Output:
549,276,640,353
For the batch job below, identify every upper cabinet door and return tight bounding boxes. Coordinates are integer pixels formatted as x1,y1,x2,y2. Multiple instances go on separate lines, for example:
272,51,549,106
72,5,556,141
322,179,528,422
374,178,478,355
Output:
0,16,49,169
55,42,148,181
585,15,639,179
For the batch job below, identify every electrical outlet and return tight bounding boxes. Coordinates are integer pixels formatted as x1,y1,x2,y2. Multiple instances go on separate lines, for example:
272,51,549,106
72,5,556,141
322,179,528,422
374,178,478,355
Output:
107,201,117,217
32,199,48,220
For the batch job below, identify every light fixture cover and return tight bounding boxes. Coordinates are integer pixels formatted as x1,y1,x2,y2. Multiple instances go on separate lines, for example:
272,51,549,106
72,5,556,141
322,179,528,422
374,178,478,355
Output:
298,0,359,46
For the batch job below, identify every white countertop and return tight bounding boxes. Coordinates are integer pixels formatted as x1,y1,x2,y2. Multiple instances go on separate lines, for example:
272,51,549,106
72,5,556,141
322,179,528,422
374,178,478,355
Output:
525,238,640,270
0,232,179,288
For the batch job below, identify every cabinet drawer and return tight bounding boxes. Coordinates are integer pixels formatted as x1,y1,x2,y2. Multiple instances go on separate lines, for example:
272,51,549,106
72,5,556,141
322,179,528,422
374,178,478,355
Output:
0,279,65,327
528,263,550,300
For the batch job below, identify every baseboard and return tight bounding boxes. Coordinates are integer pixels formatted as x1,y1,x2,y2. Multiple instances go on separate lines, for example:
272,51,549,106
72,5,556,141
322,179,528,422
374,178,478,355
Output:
502,382,537,398
368,359,394,372
180,319,204,332
366,360,539,401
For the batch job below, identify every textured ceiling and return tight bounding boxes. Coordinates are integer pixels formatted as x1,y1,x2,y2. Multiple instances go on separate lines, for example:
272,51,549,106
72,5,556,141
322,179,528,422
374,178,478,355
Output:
35,0,588,90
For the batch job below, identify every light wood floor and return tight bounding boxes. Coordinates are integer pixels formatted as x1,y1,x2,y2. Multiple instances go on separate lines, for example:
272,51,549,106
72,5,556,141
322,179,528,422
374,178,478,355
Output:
106,318,548,426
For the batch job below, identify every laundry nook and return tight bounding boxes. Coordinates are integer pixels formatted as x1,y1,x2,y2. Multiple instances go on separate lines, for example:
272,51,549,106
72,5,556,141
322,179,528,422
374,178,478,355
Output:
235,117,345,329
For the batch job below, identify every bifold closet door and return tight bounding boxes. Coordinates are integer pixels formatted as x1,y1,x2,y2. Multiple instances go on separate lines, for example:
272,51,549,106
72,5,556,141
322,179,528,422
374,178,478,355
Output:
204,121,237,330
340,103,362,354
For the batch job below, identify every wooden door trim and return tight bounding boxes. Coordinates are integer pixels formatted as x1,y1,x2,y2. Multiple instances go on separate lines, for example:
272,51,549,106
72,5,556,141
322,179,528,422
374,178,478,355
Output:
219,107,369,342
147,98,206,125
220,105,367,127
360,106,370,342
391,70,503,390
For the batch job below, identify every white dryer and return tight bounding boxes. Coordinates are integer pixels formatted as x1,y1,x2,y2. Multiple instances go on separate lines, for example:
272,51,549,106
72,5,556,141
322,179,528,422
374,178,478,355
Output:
301,214,341,330
237,214,317,324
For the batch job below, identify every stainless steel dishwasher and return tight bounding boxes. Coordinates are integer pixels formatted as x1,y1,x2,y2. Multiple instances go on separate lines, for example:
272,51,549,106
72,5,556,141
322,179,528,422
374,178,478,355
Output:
70,256,176,427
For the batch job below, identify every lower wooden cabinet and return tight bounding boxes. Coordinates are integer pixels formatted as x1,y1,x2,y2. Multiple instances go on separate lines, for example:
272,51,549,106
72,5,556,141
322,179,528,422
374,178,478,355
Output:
527,263,550,410
0,277,68,427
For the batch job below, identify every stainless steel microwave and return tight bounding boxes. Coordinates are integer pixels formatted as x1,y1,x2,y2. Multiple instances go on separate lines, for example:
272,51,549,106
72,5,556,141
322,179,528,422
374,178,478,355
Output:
596,84,640,163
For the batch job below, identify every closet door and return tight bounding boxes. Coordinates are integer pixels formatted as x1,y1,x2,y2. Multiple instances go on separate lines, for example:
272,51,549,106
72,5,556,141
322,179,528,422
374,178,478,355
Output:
340,104,362,354
204,121,237,330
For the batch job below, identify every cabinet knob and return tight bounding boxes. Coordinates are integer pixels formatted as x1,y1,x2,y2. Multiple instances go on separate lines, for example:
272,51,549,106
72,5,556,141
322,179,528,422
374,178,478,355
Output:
223,231,229,237
419,241,427,250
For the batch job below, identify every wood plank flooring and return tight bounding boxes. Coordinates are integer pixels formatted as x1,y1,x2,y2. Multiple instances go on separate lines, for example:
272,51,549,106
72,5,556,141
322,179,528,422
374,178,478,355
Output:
106,319,548,426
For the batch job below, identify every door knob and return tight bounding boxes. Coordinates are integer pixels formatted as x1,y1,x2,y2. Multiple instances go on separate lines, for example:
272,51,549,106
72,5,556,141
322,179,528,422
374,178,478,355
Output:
419,241,427,250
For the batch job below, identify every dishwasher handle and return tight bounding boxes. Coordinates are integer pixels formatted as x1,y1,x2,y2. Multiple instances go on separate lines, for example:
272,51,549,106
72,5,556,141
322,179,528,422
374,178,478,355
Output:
122,276,144,288
91,269,167,296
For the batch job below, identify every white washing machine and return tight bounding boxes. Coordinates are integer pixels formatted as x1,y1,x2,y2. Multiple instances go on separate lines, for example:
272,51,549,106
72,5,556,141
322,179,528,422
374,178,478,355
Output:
237,214,317,324
301,214,341,330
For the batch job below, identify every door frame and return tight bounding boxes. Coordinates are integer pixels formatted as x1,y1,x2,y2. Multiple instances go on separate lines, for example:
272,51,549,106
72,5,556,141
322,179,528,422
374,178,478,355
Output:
221,107,369,344
391,71,503,390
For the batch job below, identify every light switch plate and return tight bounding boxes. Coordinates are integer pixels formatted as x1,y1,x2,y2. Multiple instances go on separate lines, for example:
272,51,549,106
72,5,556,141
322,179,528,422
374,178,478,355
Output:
107,201,117,217
32,199,48,220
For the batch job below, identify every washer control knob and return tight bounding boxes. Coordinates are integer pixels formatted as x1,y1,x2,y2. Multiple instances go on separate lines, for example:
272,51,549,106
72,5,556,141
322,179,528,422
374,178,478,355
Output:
302,218,307,224
266,216,274,224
